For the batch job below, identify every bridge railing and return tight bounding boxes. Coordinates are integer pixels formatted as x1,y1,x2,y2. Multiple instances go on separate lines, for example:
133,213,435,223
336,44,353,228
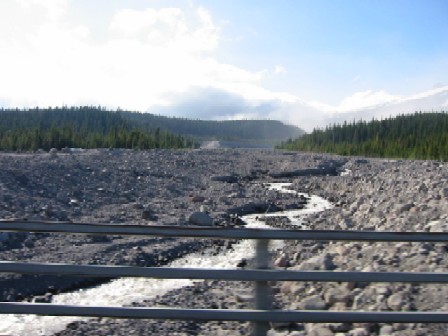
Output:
1,220,448,336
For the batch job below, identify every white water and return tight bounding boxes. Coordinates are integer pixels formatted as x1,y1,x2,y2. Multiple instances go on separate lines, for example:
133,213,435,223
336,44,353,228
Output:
0,183,332,335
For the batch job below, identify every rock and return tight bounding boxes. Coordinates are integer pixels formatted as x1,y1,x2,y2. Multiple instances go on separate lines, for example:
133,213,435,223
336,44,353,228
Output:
236,259,248,268
387,292,406,311
0,232,10,242
32,292,52,303
49,148,58,157
191,195,206,203
132,202,144,210
338,217,353,230
299,295,327,310
348,328,370,336
308,326,334,336
69,199,80,206
327,323,351,332
274,253,290,268
352,291,375,310
141,208,157,221
210,175,239,183
379,325,394,335
270,321,294,330
324,287,352,306
398,203,414,213
188,211,214,226
281,282,304,297
297,253,336,271
374,285,391,296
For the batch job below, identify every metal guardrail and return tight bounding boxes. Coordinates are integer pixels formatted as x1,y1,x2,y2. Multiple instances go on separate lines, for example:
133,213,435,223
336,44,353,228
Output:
3,220,448,241
1,220,448,336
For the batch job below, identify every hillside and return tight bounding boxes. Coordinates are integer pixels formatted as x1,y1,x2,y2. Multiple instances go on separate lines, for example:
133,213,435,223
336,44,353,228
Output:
277,112,448,161
0,107,304,151
0,107,195,151
123,111,304,142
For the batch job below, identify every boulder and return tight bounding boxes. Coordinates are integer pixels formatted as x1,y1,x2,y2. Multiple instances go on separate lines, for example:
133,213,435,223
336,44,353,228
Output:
324,287,352,306
0,232,10,242
191,195,206,203
308,326,334,336
210,175,239,183
296,253,336,271
299,295,327,310
141,208,157,221
188,211,214,226
274,253,290,268
387,292,407,311
379,325,394,336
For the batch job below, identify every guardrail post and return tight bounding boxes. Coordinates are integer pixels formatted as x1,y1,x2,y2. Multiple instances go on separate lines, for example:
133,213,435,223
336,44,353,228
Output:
253,238,271,336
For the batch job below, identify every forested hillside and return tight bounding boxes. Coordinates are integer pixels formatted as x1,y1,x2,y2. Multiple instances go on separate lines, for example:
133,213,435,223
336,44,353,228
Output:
124,112,304,142
0,106,303,151
0,107,195,151
277,112,448,161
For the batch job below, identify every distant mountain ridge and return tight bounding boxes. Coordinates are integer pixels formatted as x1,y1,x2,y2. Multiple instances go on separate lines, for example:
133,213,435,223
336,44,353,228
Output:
326,86,448,125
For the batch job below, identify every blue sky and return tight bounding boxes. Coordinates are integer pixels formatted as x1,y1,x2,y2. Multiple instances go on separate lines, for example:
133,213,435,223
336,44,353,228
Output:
0,0,447,130
203,0,448,100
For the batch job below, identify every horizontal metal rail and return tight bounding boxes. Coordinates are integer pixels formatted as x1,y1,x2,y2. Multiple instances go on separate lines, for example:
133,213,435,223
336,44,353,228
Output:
1,261,448,283
2,220,448,242
2,220,448,335
1,303,448,323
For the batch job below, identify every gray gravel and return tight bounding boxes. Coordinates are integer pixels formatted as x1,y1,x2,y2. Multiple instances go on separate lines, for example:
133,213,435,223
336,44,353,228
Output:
1,149,448,335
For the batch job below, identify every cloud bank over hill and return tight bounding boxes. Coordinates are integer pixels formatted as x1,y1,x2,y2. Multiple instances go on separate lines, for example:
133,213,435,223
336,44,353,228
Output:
147,85,448,132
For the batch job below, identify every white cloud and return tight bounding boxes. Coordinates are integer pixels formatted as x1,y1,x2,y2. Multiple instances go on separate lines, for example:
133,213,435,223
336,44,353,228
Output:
0,1,282,112
336,90,401,112
16,0,68,21
274,65,286,75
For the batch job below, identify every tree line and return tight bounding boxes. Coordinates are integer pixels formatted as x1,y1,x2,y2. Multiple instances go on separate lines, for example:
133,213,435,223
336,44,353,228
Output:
124,112,304,141
277,112,448,161
0,107,196,151
0,106,304,151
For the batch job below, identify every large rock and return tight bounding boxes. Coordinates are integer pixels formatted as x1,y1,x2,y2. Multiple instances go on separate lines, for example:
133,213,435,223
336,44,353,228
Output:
387,292,407,311
324,286,352,306
210,175,239,183
274,253,290,268
299,295,327,310
141,208,157,221
0,232,10,242
307,326,334,336
296,253,336,271
188,211,214,226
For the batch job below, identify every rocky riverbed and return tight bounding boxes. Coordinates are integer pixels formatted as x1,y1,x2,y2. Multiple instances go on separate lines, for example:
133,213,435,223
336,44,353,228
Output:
0,149,447,335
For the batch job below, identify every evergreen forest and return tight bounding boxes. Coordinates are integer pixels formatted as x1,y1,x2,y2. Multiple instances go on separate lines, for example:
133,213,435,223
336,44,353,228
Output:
0,107,195,151
277,112,448,161
0,106,303,151
123,112,304,142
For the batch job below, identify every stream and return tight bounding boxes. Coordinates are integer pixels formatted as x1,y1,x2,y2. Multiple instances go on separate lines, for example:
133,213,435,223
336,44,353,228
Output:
0,183,332,335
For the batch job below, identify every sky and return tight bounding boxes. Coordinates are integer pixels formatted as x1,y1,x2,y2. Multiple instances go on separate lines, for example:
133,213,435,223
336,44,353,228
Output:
0,0,447,130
